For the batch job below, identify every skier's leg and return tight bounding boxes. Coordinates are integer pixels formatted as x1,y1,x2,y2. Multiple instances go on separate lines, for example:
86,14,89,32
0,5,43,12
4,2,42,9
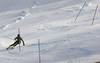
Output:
13,41,19,47
6,42,18,50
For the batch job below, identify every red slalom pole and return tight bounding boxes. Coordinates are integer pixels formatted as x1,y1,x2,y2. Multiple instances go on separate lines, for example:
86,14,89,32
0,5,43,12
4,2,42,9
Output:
91,4,98,25
18,28,21,52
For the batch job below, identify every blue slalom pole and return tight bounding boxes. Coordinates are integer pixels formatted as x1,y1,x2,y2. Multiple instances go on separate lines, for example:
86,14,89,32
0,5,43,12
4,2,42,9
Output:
75,2,86,21
38,39,41,63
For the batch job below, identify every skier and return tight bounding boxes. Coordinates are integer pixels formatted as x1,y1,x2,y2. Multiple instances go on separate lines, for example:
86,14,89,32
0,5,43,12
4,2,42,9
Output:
6,34,25,50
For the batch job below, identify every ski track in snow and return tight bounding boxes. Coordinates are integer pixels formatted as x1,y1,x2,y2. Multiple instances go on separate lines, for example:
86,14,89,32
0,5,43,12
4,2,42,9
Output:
0,0,88,30
0,10,28,30
0,1,36,30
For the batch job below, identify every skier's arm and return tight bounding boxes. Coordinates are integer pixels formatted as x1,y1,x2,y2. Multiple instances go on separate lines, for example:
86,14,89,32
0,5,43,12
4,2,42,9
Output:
14,37,17,41
21,38,25,46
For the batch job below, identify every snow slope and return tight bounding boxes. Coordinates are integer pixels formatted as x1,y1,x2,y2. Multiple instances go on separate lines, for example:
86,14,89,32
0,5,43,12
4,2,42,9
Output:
0,0,100,63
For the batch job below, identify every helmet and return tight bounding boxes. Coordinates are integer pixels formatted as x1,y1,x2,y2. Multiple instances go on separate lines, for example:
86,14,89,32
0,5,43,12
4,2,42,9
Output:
17,34,20,37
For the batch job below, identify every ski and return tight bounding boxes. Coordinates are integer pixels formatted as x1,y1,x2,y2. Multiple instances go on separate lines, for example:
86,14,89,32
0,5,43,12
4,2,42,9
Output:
6,46,14,50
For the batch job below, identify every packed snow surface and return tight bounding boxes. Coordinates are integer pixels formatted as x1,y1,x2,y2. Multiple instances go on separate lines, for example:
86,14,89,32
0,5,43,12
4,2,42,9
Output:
0,0,100,63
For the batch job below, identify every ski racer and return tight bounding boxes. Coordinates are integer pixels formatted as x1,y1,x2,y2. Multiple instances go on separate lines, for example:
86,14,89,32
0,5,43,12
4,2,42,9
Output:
7,34,25,50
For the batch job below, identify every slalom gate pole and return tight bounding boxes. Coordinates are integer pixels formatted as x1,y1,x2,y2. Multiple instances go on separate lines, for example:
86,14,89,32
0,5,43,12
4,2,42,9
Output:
75,2,86,21
38,39,41,63
18,28,21,52
91,4,98,26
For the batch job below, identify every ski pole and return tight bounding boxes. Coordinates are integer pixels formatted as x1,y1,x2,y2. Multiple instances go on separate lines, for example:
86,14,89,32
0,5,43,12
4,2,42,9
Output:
2,36,13,40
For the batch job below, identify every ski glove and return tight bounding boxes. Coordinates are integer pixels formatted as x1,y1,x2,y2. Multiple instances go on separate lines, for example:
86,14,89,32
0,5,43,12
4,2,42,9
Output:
14,39,17,41
23,44,25,46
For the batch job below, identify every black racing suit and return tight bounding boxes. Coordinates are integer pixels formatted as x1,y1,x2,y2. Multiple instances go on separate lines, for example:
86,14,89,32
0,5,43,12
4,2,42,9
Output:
10,37,25,47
